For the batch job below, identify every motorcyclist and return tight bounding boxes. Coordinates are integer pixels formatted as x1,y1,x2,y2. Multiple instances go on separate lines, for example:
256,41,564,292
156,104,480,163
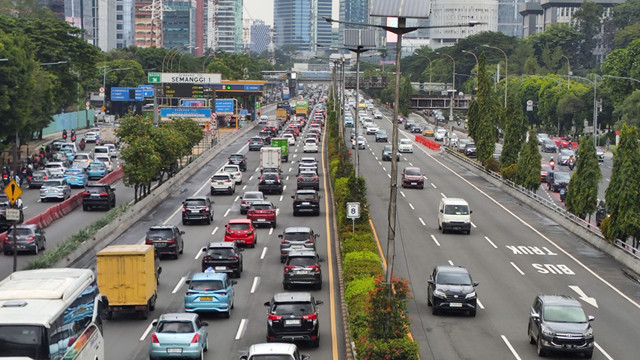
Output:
70,129,76,142
79,138,86,150
62,129,68,140
549,157,555,170
1,166,10,185
568,155,576,170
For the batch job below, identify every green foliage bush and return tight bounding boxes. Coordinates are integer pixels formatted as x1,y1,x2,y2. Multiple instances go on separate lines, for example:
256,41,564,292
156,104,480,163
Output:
501,163,518,181
341,231,378,255
343,251,383,282
358,337,420,360
344,276,376,304
484,157,500,172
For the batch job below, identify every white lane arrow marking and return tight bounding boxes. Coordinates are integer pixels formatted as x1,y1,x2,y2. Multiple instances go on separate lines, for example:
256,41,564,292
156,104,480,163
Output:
569,285,598,308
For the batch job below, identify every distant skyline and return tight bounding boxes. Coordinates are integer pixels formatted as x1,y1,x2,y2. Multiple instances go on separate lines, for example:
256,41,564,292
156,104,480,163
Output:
243,0,339,27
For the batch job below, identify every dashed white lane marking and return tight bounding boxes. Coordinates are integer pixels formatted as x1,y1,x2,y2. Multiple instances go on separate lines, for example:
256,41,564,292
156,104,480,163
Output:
387,174,391,178
375,157,379,161
606,178,610,182
140,323,153,341
594,342,614,360
234,196,240,202
283,185,287,191
286,176,289,181
22,206,28,210
409,203,415,210
293,154,297,158
235,319,247,340
255,167,259,172
172,276,186,294
249,175,254,181
194,248,204,260
383,167,387,171
419,217,426,226
484,236,498,248
431,183,437,188
448,260,454,266
224,209,230,217
276,208,280,216
440,192,446,198
471,221,477,228
260,247,267,260
477,299,485,310
400,191,406,198
211,226,219,235
510,262,525,275
251,277,260,293
423,175,428,180
242,185,246,191
279,195,283,202
403,157,408,161
288,167,292,172
269,227,274,235
409,162,413,166
501,335,522,360
430,235,441,246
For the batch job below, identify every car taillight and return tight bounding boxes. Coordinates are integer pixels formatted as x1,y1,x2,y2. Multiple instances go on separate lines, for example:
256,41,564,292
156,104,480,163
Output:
218,291,227,296
44,176,48,180
28,176,32,180
241,201,248,205
247,210,254,216
82,192,90,196
229,256,238,260
167,239,176,245
225,231,231,236
204,207,209,212
100,192,108,196
186,291,196,295
297,177,303,181
182,207,187,213
203,256,211,261
312,177,318,181
145,240,152,245
305,239,313,244
268,314,282,321
27,236,35,242
302,313,317,320
309,265,320,273
247,230,253,235
190,333,199,343
284,265,294,273
151,333,159,343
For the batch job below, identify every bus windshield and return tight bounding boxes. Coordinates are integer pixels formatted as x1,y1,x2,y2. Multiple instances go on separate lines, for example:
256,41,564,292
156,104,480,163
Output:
0,325,49,359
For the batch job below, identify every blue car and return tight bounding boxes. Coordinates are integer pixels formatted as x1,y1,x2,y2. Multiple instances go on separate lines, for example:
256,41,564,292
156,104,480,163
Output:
63,168,87,188
184,271,236,317
86,161,108,179
60,147,75,162
149,313,208,359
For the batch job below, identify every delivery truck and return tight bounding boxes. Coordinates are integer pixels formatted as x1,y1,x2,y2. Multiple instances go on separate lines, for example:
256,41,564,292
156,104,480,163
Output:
270,138,289,162
97,244,161,320
260,147,281,172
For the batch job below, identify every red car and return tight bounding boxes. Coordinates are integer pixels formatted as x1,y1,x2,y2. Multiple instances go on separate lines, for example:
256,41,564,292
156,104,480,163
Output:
401,166,425,189
288,125,300,136
247,201,277,228
552,137,578,149
224,219,257,247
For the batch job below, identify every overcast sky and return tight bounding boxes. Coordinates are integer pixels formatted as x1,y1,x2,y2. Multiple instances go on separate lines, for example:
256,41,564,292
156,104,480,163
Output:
243,0,339,27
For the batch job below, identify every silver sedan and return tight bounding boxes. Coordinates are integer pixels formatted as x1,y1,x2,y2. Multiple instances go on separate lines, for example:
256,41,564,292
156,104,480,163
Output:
40,179,71,202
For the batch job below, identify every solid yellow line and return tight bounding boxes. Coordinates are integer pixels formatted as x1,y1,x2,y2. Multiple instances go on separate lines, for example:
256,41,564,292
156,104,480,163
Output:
322,121,339,360
369,218,387,271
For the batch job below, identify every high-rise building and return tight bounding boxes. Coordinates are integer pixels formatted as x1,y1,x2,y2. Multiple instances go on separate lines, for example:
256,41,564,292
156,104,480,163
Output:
212,0,243,53
498,0,525,37
134,1,155,48
429,0,499,49
338,0,369,44
250,20,271,54
163,0,196,54
274,0,332,51
116,0,135,48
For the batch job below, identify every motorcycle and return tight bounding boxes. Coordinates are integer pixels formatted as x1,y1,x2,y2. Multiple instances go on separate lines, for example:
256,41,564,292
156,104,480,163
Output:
79,138,86,151
595,201,608,226
568,158,575,170
549,158,555,170
62,129,67,141
559,186,567,202
1,167,10,186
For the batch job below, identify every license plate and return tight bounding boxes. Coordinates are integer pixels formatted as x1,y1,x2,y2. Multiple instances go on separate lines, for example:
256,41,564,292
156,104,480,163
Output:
257,219,266,222
154,243,166,248
285,319,301,326
200,296,213,301
48,189,57,193
297,271,309,275
217,182,224,185
91,194,100,197
302,202,310,205
70,177,76,181
411,182,417,185
292,245,304,249
215,266,227,271
167,348,183,354
450,303,462,308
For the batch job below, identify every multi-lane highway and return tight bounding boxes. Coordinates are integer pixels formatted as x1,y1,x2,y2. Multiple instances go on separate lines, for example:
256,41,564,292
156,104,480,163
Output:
353,103,640,359
33,104,346,359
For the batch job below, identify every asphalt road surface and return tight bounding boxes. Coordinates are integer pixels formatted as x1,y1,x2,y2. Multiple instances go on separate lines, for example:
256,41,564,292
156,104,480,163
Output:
351,103,640,360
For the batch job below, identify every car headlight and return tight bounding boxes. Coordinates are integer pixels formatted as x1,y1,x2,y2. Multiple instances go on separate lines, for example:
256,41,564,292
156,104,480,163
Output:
541,327,555,336
583,329,593,338
465,291,476,299
433,289,446,298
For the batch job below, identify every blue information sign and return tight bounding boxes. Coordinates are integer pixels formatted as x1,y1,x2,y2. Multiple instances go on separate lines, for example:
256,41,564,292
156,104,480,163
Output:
111,87,143,101
240,109,248,115
215,99,234,112
243,85,262,91
138,85,154,97
160,107,212,118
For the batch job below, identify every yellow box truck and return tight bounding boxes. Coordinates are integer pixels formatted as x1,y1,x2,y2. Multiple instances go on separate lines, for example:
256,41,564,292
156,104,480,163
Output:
97,244,161,320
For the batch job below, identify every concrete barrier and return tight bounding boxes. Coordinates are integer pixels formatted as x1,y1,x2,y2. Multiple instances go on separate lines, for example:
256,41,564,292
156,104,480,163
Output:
54,122,258,268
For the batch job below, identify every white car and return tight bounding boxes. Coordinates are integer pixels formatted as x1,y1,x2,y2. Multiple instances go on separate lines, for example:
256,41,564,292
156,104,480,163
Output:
94,155,113,172
84,132,99,143
72,153,92,169
373,111,383,119
104,143,118,158
259,115,269,124
210,172,236,195
283,133,296,146
446,133,459,147
93,146,110,158
398,139,414,153
44,162,67,178
434,129,448,141
222,164,243,184
304,138,319,153
352,136,366,150
366,125,379,135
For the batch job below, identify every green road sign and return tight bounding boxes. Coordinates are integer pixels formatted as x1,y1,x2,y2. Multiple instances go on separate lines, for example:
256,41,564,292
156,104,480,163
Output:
148,72,161,83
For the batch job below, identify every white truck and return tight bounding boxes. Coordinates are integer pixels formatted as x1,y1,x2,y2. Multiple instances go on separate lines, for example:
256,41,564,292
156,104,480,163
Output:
98,125,118,145
260,147,281,172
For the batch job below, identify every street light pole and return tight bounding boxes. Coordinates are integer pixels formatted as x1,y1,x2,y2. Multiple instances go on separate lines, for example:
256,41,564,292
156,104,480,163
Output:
561,55,571,89
414,53,432,94
566,74,601,146
101,67,133,108
462,50,479,95
437,52,456,122
483,45,508,107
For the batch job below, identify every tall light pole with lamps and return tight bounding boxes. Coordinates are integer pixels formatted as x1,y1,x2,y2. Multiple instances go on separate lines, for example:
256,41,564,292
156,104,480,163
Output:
565,74,602,146
462,50,479,95
414,52,433,94
561,55,572,89
100,66,132,108
482,44,508,107
178,47,199,72
437,52,456,122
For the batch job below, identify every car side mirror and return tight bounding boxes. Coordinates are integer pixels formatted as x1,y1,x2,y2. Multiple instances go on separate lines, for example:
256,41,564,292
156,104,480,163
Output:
315,234,319,239
185,280,191,284
301,355,310,360
202,247,207,252
231,280,237,285
111,188,115,192
203,321,209,327
180,231,185,235
151,320,158,326
240,356,248,360
530,309,540,319
315,300,324,305
182,201,186,206
278,234,283,239
588,315,595,322
291,196,295,199
263,301,271,306
473,282,479,287
470,210,473,214
439,209,443,213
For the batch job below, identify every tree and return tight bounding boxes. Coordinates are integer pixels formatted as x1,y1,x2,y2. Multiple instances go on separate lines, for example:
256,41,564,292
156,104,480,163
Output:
565,135,602,219
572,1,604,72
612,89,640,129
501,95,528,171
121,136,161,202
468,52,500,163
604,123,640,249
515,130,542,191
399,76,412,117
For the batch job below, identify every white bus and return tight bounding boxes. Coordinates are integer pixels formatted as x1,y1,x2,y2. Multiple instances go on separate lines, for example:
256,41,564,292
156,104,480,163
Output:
0,269,105,360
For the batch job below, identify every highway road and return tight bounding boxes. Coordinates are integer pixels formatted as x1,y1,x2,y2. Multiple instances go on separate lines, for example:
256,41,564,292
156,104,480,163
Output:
41,104,345,359
351,103,640,359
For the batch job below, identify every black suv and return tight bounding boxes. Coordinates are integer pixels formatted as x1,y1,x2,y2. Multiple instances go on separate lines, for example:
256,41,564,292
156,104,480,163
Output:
258,172,284,194
279,227,318,263
381,145,399,162
201,241,244,277
264,292,323,347
464,142,477,158
528,295,594,358
82,184,116,211
259,130,272,145
249,137,264,151
546,171,571,193
404,119,415,130
228,153,247,172
291,190,321,216
181,197,213,225
145,225,185,259
3,224,46,255
283,250,322,290
296,170,319,190
427,265,479,316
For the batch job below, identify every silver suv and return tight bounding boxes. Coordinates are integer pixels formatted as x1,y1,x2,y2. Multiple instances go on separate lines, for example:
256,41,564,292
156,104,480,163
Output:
240,343,309,360
279,227,317,263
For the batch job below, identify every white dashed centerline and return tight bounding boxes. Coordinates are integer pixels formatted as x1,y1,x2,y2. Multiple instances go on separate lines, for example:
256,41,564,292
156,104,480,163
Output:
419,217,426,226
409,203,415,210
471,221,477,228
279,195,283,202
431,183,437,189
194,248,204,260
172,276,186,294
477,299,485,310
260,247,267,260
400,191,406,197
269,227,274,236
510,262,525,275
140,323,153,341
448,260,454,266
249,176,253,181
286,176,289,181
440,192,446,198
594,342,614,360
484,236,498,248
211,226,219,235
251,276,260,293
223,209,230,217
430,235,441,246
501,335,522,360
235,319,247,340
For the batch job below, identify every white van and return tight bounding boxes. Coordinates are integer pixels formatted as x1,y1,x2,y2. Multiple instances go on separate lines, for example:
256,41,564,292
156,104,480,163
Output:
437,198,472,234
61,142,77,153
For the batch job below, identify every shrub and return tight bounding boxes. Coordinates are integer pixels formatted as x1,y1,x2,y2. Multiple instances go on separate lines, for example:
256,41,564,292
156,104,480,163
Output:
343,251,383,282
599,216,613,243
341,231,378,255
484,157,500,173
345,276,376,304
345,276,376,341
358,337,419,360
501,163,517,181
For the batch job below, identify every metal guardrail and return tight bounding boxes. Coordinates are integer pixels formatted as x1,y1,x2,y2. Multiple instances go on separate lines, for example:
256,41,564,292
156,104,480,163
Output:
444,147,640,259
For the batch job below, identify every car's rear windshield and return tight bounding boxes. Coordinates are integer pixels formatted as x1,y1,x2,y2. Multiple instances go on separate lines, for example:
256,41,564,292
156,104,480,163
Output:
284,232,311,241
287,257,316,267
43,180,63,187
94,148,108,153
147,229,173,239
64,169,82,175
207,248,234,257
45,164,62,169
273,303,313,316
7,228,33,236
75,154,89,160
436,272,472,286
185,199,207,207
300,172,316,177
405,168,421,176
554,172,571,182
157,321,194,333
230,155,244,160
228,223,250,230
213,175,230,181
262,174,278,180
224,166,238,172
189,280,224,291
251,204,272,210
543,305,587,323
296,193,316,201
444,204,469,215
244,193,262,200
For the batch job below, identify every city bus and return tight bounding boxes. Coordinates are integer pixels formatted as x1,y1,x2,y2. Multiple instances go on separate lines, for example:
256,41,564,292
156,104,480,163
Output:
0,268,105,360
